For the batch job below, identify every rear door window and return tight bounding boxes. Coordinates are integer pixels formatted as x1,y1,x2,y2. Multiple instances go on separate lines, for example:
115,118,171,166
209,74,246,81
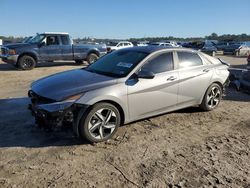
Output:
177,51,203,68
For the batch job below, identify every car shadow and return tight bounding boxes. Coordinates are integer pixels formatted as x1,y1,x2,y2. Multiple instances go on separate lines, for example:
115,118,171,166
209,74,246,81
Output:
0,97,88,148
0,87,249,148
0,61,87,71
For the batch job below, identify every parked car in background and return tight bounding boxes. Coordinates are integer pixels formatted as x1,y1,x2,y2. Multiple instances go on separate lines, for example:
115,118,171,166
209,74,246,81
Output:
183,41,218,56
106,41,133,52
239,71,250,92
247,54,250,69
0,32,107,70
28,46,229,143
223,41,250,56
149,42,175,47
216,41,230,51
236,42,250,56
137,41,149,46
165,41,181,47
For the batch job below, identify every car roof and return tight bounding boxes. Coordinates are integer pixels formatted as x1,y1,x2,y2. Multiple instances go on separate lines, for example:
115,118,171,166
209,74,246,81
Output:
123,46,194,53
41,32,69,35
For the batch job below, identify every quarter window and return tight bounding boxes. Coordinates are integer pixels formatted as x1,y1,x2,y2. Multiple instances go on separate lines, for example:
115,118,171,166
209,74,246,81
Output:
142,52,174,74
177,52,203,68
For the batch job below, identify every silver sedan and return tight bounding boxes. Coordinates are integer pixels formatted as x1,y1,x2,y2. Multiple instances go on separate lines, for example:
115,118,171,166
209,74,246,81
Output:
29,46,230,142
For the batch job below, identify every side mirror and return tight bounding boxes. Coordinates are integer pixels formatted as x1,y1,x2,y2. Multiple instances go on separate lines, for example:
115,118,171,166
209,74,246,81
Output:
137,70,155,79
38,42,45,48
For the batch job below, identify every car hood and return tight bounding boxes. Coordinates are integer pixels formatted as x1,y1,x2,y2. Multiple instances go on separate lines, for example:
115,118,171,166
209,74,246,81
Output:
4,43,37,53
31,69,118,101
4,43,31,49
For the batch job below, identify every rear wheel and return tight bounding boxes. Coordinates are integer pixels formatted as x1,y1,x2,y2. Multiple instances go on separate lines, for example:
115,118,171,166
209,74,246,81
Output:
18,55,36,70
86,53,98,64
78,103,121,143
200,83,222,111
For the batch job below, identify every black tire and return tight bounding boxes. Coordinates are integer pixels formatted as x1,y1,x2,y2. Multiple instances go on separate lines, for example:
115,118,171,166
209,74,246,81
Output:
200,83,222,111
18,55,36,70
86,53,98,64
75,60,84,64
78,103,121,143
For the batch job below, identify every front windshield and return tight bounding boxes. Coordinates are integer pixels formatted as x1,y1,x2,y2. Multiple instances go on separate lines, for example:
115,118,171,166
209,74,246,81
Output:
22,36,33,43
85,50,149,78
29,34,45,44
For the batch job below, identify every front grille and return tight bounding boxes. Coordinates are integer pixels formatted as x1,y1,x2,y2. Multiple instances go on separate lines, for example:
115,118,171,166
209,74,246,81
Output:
28,90,56,104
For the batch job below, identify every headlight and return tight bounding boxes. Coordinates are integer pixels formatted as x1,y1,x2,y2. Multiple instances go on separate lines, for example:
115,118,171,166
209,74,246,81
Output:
37,93,84,113
8,49,16,55
63,93,84,102
37,101,74,113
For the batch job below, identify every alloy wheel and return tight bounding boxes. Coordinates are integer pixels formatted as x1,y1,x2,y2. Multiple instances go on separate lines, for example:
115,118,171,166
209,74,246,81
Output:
207,86,221,108
22,58,33,69
88,108,117,140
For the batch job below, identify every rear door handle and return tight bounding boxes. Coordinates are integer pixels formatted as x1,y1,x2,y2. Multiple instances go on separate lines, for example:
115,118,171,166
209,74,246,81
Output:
167,76,177,81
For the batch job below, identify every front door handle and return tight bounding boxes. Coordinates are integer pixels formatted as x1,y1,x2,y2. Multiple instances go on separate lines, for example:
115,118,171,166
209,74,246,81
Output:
203,69,210,73
167,76,177,81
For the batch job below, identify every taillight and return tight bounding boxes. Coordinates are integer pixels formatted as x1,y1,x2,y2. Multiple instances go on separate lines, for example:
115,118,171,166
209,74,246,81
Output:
247,55,250,61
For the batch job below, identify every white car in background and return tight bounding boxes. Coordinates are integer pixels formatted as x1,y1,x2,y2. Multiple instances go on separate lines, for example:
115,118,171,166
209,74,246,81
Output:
137,41,149,46
149,41,181,48
107,41,133,52
149,42,175,47
166,41,182,47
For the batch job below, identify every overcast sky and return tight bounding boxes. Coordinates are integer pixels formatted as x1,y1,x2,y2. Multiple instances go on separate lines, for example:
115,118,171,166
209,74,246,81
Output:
1,0,250,39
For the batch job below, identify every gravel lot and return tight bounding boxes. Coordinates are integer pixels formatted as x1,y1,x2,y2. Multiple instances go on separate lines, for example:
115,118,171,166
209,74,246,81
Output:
0,56,250,187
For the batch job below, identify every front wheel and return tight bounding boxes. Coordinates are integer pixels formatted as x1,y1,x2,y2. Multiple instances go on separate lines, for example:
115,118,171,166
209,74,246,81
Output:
78,103,121,143
200,83,222,111
18,55,36,70
86,53,98,64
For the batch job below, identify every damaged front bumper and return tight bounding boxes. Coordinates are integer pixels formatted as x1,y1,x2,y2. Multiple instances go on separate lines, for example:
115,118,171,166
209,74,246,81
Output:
28,101,75,129
28,91,89,134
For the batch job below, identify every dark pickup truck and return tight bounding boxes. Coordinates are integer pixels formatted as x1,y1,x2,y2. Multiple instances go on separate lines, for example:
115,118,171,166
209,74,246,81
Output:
0,32,107,70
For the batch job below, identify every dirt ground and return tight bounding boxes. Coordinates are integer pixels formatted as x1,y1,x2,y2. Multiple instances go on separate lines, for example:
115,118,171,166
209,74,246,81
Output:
0,56,250,188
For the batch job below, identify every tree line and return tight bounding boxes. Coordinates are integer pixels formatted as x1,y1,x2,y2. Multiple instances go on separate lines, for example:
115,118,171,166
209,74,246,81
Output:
1,33,250,43
129,33,250,42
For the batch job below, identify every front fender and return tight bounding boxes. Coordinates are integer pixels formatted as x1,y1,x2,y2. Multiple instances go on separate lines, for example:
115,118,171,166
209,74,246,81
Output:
18,50,39,61
75,83,129,123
